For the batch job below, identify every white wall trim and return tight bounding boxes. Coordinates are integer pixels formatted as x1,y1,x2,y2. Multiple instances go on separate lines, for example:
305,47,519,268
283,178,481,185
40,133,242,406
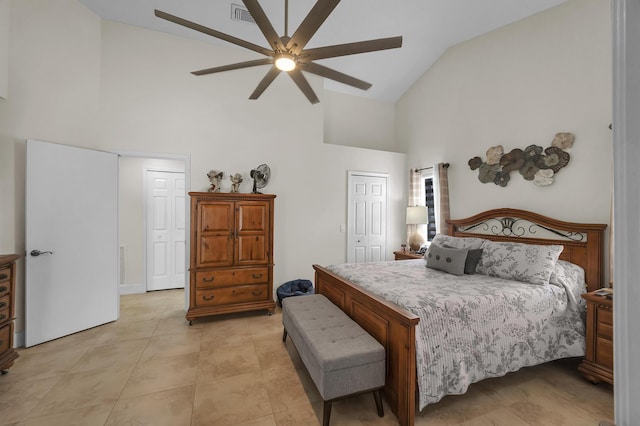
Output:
118,283,145,295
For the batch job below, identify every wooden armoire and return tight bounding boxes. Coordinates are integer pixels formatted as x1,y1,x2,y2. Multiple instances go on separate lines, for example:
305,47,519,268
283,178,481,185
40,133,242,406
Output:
187,192,276,322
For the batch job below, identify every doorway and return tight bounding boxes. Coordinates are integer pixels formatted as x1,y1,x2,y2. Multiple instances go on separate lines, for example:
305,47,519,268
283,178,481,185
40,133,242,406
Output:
118,154,189,296
346,171,389,263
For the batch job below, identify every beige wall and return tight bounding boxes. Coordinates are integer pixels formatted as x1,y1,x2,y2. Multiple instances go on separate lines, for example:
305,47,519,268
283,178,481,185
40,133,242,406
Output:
323,90,397,152
0,0,407,339
397,0,612,278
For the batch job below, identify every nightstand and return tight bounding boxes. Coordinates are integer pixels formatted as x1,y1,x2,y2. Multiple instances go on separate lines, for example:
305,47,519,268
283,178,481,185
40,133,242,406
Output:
393,250,424,260
578,290,613,384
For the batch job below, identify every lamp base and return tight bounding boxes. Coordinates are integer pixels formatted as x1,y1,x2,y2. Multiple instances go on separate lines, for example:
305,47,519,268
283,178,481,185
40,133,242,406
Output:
408,231,425,252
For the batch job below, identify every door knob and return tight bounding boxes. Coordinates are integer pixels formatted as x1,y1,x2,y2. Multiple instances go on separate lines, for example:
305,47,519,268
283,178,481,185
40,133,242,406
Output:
30,250,53,257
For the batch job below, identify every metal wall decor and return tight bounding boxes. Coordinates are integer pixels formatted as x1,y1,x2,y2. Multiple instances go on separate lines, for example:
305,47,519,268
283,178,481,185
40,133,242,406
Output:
468,132,574,187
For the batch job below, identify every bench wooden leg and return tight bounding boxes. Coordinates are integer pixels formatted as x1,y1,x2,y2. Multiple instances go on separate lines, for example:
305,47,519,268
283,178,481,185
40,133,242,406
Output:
373,389,384,417
323,400,332,426
282,328,288,342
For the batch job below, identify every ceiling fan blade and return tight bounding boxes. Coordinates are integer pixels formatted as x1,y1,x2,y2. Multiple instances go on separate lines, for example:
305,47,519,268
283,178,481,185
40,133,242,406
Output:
302,62,371,91
249,67,281,100
192,58,273,76
288,69,320,104
286,0,341,54
242,0,286,52
301,36,403,61
155,10,272,56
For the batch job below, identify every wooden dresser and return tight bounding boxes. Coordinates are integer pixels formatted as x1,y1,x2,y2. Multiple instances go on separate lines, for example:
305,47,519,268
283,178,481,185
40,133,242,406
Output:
0,254,20,374
578,290,613,384
187,192,276,323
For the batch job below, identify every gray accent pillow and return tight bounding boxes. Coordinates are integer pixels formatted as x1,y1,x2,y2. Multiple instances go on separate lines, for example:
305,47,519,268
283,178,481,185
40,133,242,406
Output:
476,240,564,285
425,244,469,276
463,248,483,274
442,244,483,274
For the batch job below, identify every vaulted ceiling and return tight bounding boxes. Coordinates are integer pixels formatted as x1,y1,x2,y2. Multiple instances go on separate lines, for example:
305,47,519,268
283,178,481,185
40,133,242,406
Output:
79,0,566,102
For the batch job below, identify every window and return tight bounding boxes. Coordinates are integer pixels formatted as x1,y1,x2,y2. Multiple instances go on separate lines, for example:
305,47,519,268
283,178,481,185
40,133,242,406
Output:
424,177,436,241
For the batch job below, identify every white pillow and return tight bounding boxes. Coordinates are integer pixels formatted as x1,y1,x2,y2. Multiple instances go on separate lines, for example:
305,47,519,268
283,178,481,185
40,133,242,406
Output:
476,240,564,285
431,234,485,250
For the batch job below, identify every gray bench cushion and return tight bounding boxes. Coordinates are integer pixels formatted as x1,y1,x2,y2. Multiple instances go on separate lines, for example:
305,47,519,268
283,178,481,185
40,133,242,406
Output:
282,294,385,401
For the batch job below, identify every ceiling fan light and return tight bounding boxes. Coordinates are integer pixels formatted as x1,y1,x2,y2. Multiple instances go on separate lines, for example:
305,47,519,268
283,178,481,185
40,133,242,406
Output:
275,53,296,72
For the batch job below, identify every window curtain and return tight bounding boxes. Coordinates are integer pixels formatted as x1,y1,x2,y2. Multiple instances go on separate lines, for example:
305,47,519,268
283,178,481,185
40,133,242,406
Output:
407,168,424,244
433,163,451,235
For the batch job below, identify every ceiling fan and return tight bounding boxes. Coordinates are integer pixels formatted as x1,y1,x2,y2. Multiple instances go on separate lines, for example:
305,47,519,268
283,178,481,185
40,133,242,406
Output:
154,0,403,104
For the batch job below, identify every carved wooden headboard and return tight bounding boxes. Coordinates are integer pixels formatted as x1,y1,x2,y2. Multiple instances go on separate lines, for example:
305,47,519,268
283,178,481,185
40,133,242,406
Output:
447,208,607,292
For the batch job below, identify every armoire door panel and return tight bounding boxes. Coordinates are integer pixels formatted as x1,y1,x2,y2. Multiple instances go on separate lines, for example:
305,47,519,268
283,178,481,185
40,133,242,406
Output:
200,202,234,232
198,235,233,267
236,235,268,264
236,203,268,233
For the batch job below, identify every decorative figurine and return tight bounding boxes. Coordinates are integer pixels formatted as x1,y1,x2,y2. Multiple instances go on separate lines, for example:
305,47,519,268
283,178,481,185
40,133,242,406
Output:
229,173,243,193
206,170,224,192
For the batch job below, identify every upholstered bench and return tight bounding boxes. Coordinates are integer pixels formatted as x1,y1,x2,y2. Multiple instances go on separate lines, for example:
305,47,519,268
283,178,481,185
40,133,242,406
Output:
281,294,385,426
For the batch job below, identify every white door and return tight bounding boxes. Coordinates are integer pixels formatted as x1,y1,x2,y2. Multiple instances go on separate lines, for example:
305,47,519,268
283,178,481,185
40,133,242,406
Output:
347,172,388,263
146,170,186,291
26,140,119,347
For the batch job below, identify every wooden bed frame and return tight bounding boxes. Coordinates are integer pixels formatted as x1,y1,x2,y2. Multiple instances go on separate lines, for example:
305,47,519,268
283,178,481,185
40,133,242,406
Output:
313,208,606,426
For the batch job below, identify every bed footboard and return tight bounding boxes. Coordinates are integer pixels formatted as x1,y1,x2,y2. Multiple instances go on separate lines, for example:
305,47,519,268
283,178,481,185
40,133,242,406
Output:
313,264,420,426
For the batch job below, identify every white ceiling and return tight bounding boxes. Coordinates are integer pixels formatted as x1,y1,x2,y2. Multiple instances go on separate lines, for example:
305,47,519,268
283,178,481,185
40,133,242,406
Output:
78,0,566,102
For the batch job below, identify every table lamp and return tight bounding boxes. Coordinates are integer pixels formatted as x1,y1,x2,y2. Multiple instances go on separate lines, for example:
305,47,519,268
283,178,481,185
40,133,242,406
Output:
406,206,428,251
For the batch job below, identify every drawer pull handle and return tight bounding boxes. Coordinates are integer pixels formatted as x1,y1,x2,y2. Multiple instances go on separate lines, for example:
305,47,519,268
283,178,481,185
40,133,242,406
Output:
0,302,6,308
0,286,6,293
202,295,215,301
0,339,3,346
252,274,263,279
202,277,215,283
0,274,7,280
0,314,5,321
252,290,263,296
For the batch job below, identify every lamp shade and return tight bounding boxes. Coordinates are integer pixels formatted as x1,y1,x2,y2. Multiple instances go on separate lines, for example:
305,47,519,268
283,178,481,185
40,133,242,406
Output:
406,206,428,225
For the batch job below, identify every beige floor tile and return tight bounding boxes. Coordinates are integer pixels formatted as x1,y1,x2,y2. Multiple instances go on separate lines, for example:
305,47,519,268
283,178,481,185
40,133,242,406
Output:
200,317,251,344
197,341,261,383
21,402,115,426
414,385,503,425
273,407,320,426
69,338,148,374
262,365,316,415
235,414,277,426
120,352,198,399
105,385,194,426
2,347,87,384
0,376,61,425
139,330,202,362
506,385,601,425
30,367,132,417
458,407,530,426
192,371,272,426
153,315,203,337
100,319,159,343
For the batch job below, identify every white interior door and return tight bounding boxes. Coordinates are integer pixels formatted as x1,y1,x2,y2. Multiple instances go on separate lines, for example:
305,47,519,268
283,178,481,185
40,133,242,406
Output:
347,172,388,263
26,140,119,347
146,170,186,291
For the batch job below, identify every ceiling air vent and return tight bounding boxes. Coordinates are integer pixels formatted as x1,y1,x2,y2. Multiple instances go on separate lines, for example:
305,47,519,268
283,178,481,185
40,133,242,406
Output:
231,4,256,25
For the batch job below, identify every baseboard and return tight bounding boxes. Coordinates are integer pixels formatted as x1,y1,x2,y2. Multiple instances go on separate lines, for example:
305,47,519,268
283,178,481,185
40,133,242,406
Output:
119,283,145,295
14,331,24,348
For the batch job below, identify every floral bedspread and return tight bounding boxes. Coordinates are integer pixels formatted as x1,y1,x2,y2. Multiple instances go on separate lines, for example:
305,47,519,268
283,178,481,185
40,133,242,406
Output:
324,259,586,410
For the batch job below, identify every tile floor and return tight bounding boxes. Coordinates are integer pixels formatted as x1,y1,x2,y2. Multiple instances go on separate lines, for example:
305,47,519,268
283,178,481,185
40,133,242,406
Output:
0,289,614,425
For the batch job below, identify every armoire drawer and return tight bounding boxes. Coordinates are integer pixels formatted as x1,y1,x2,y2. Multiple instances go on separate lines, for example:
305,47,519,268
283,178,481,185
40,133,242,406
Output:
195,284,269,307
0,323,12,354
195,267,269,289
0,268,10,298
